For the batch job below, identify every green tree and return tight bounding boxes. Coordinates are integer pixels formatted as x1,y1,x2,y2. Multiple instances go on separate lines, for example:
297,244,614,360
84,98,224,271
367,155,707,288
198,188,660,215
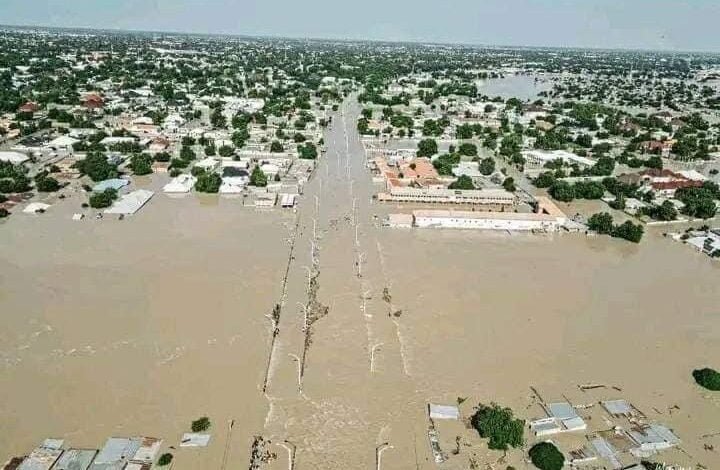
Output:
250,167,268,187
432,153,461,176
588,212,614,234
549,181,575,202
675,184,718,219
502,177,516,192
417,139,438,158
299,142,318,160
449,175,475,190
612,220,644,243
74,153,118,182
456,124,474,139
693,368,720,391
588,156,615,177
191,416,211,432
270,140,284,153
470,403,524,451
529,442,565,470
533,172,556,188
479,157,496,176
458,143,477,156
170,158,190,169
195,172,222,193
36,176,61,192
157,453,173,466
89,188,118,209
575,134,593,148
218,145,234,158
154,152,171,163
129,153,153,176
644,200,677,221
180,146,196,161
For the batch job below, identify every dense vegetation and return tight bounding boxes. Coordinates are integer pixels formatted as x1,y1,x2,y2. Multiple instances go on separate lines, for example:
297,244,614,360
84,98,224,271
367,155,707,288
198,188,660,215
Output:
470,403,524,451
693,367,720,391
529,442,565,470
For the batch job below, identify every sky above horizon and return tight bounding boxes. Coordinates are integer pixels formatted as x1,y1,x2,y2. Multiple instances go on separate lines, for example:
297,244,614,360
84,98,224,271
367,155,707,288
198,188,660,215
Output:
1,0,719,52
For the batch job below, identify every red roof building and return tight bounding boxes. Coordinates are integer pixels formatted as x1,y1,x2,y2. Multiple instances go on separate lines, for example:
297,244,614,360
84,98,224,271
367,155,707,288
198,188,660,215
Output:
82,94,104,109
18,101,40,113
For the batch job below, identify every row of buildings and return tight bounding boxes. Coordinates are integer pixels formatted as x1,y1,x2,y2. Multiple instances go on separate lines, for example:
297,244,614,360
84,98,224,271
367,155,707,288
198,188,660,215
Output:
5,437,162,470
385,197,572,232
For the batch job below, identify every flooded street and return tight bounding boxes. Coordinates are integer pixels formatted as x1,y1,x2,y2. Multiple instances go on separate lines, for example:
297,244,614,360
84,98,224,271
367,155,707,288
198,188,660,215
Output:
2,97,720,469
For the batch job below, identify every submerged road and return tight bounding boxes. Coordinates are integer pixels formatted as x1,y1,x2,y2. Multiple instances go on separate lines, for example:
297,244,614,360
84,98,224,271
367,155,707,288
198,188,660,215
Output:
257,97,425,470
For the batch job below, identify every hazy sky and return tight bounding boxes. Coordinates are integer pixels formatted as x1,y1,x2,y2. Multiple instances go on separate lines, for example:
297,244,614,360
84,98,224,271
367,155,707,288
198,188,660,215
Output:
1,0,719,52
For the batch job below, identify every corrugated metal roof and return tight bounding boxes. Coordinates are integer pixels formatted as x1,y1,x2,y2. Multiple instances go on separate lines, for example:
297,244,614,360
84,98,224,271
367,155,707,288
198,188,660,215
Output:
549,402,577,420
602,399,632,416
179,433,211,447
53,449,97,470
104,190,154,215
92,179,129,192
90,438,141,470
17,446,63,470
428,404,460,420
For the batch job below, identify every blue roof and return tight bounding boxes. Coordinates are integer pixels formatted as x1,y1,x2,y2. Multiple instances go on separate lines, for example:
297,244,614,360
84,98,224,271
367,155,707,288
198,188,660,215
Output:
93,179,129,192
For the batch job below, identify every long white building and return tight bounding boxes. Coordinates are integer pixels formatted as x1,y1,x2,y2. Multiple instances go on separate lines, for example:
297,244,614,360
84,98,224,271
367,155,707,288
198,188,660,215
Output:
522,149,595,168
411,197,567,232
378,187,517,209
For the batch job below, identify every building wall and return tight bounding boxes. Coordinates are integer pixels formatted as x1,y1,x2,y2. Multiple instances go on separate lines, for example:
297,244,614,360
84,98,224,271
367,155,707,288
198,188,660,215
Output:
414,215,561,231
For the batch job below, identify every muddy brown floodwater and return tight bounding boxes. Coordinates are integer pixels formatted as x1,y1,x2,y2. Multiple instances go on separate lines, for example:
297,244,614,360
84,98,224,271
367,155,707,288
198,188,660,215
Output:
2,97,720,470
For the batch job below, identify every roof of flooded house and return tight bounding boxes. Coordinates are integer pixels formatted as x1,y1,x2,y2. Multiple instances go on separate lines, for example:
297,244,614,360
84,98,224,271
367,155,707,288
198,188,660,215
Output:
0,151,30,164
90,438,141,470
413,209,564,222
104,189,154,215
129,437,162,464
602,399,634,416
52,449,98,470
428,404,460,420
92,179,130,192
17,445,63,470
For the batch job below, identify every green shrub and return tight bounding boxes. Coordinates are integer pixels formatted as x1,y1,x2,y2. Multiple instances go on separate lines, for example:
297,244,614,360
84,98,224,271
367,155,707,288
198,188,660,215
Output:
693,368,720,391
529,442,564,470
470,403,524,450
191,416,211,432
158,453,173,466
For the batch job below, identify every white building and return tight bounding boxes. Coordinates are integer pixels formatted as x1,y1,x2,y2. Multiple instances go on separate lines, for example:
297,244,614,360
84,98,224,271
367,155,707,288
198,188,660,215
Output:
194,157,220,172
163,174,197,193
522,149,595,168
219,176,247,194
379,187,517,208
413,197,567,232
47,135,79,153
105,189,154,215
0,150,29,164
530,402,588,436
260,163,280,177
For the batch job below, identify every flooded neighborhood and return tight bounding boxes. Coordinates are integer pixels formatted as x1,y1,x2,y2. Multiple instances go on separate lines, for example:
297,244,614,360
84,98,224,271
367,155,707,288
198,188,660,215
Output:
1,15,720,470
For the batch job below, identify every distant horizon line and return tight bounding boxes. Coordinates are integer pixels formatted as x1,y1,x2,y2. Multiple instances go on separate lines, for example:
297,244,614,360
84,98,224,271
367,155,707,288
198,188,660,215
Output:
2,22,720,56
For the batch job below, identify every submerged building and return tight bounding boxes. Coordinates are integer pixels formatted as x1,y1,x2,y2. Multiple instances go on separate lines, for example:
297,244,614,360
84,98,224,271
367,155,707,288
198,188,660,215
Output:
411,197,567,231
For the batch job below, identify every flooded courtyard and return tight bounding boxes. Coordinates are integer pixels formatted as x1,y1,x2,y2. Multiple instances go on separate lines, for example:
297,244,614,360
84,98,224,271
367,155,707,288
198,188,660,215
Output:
2,99,720,469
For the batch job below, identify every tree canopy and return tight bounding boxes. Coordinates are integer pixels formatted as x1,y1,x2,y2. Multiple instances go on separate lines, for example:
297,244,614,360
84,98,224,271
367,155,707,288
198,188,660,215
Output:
417,139,438,158
449,175,475,190
693,368,720,391
470,403,524,451
529,442,565,470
